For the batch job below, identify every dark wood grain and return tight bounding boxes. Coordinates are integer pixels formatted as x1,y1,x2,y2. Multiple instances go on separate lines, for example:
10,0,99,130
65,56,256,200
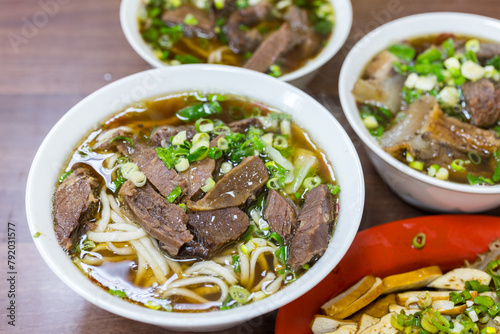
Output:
1,0,499,333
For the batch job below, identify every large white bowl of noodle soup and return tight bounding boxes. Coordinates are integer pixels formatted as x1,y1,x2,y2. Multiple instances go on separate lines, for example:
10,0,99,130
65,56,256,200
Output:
120,0,352,89
339,13,500,213
26,65,364,331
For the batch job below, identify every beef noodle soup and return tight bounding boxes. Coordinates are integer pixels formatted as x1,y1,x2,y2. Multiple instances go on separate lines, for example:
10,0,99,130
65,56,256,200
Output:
53,92,339,312
138,0,335,76
353,35,500,185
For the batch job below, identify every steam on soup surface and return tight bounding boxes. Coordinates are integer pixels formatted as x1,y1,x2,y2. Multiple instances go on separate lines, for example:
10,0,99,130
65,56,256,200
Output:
354,34,500,185
53,92,339,312
138,0,335,76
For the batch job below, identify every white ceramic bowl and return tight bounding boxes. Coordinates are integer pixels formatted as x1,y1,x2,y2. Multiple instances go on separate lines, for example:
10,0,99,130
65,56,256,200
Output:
26,65,364,331
120,0,352,88
339,12,500,213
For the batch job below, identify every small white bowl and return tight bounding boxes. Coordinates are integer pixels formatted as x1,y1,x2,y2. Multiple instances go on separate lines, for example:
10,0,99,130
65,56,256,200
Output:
26,65,364,331
120,0,352,88
339,12,500,213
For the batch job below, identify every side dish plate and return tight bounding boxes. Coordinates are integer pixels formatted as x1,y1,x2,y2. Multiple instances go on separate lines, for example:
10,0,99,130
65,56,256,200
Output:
275,215,500,334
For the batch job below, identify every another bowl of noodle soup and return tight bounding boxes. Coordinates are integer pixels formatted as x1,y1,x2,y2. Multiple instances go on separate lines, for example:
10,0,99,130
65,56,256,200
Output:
26,65,363,331
120,0,352,88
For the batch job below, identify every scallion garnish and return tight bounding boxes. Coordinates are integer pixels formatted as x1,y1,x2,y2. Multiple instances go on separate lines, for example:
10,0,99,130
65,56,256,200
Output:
412,232,426,249
109,136,134,147
166,186,182,203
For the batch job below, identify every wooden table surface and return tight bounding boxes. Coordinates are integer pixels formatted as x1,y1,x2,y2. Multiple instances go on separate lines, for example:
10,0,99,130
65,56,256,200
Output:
1,0,499,333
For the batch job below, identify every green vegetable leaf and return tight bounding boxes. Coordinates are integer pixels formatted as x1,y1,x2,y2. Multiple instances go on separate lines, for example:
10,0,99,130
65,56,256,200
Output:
109,289,127,298
166,186,182,203
388,44,416,62
176,101,222,121
59,170,72,183
467,174,494,185
174,54,203,64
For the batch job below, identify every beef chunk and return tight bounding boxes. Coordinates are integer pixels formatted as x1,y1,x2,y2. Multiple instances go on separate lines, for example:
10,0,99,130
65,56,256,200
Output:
288,185,334,270
120,180,192,256
187,156,269,211
476,42,500,62
162,4,215,38
54,167,100,251
180,158,216,201
244,22,295,72
117,141,187,200
263,189,299,242
462,78,500,127
179,208,250,258
228,117,262,133
224,1,272,52
151,125,196,147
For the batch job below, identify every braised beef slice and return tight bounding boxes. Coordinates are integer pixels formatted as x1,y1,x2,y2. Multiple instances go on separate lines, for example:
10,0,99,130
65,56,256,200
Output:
54,167,100,251
244,22,295,72
162,4,215,38
462,78,500,127
243,6,315,72
228,117,262,133
263,189,299,243
120,180,192,256
151,125,196,147
187,155,269,211
117,140,187,200
288,185,334,270
179,207,250,258
224,1,272,52
476,42,500,62
180,158,216,201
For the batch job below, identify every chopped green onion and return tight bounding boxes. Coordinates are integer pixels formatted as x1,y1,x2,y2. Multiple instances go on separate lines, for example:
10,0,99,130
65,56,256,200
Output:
109,289,127,298
117,156,129,164
388,43,416,62
172,131,187,146
269,232,284,246
217,137,229,150
33,232,41,238
166,186,182,203
188,144,209,162
409,160,424,171
201,178,215,192
213,125,231,135
474,296,495,308
220,161,233,174
275,245,289,264
174,157,190,172
192,132,210,145
145,301,162,310
303,176,321,189
155,146,176,169
465,280,490,293
269,64,282,77
468,152,482,165
228,106,244,120
436,167,449,180
178,203,187,212
294,192,301,199
465,39,481,53
266,177,280,190
417,48,441,64
428,164,440,177
232,255,241,273
183,13,198,25
451,159,465,171
174,54,203,64
412,232,426,249
327,184,340,195
442,38,455,58
110,135,134,147
195,118,214,133
59,170,72,183
228,285,251,304
273,135,288,150
208,147,223,159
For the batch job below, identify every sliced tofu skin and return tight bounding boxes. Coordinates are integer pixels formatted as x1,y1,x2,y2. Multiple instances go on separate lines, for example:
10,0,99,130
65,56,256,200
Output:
355,314,380,334
427,268,492,290
311,315,357,334
431,300,468,315
328,278,386,319
322,276,377,316
382,266,443,294
396,290,478,305
326,324,358,334
349,294,397,320
358,313,398,334
388,304,419,315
